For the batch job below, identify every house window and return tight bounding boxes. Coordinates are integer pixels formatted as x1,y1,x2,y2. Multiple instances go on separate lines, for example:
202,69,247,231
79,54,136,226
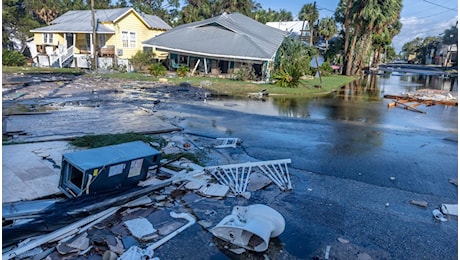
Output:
44,33,53,44
122,31,136,48
98,34,106,48
85,34,91,50
129,32,136,48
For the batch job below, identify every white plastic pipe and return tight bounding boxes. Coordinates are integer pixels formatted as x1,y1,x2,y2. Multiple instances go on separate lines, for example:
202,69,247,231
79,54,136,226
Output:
146,212,196,251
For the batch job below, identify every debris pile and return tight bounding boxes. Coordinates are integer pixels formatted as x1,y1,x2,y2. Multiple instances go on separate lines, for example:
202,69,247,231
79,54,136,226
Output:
385,89,458,113
2,135,293,259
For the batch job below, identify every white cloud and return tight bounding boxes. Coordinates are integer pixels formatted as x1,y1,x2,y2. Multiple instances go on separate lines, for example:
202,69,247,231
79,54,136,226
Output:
392,15,457,53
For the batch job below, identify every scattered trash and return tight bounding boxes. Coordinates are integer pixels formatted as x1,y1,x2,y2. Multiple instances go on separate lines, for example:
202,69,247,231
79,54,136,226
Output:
118,245,154,260
145,212,196,251
198,183,230,197
337,237,349,244
229,247,247,254
247,172,272,192
448,178,458,186
124,217,157,240
211,204,285,252
409,200,428,208
389,176,396,181
432,209,448,222
385,203,390,207
325,245,331,259
357,252,373,260
206,159,292,196
441,204,458,216
215,138,240,148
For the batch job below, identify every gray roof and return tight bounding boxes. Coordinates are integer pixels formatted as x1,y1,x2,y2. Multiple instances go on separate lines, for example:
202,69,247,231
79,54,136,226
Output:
143,12,287,61
63,141,160,171
31,7,171,34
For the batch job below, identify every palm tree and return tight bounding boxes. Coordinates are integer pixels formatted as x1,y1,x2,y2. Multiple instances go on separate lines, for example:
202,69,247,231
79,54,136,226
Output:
298,2,319,47
318,17,338,50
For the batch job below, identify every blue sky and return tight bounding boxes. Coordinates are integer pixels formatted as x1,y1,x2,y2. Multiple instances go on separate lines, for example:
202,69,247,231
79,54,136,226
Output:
255,0,458,53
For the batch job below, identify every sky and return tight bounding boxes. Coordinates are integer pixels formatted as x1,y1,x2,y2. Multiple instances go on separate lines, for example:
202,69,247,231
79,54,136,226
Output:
255,0,458,53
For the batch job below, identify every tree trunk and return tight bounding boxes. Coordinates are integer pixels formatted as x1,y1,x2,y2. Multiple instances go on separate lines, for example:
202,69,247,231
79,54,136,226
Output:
341,0,353,75
345,24,360,75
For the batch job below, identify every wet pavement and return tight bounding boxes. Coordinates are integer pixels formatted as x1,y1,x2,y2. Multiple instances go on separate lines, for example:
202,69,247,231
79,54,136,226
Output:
2,71,458,259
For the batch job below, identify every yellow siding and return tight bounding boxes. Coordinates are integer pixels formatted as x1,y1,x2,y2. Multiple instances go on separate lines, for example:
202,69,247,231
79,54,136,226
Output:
55,33,64,45
33,32,63,45
34,33,43,44
113,11,167,59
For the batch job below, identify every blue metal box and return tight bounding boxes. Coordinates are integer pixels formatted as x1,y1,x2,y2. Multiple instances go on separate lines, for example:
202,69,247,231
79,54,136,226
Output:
58,141,161,198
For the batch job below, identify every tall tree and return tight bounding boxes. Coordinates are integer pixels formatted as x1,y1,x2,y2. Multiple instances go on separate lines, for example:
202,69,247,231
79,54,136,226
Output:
25,0,66,24
336,0,402,75
131,0,180,25
3,0,41,50
253,8,293,24
298,2,319,47
318,17,338,50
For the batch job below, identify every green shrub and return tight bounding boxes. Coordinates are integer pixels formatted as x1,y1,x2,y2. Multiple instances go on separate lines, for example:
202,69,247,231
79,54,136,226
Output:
2,49,27,66
130,51,154,72
272,66,302,88
233,65,256,81
149,63,167,76
176,65,189,77
319,61,333,76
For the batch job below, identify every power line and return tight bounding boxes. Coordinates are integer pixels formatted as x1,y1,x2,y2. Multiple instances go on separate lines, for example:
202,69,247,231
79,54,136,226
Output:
421,0,457,12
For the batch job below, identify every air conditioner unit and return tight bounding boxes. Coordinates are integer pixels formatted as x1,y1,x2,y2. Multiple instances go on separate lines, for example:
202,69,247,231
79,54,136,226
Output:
58,141,161,198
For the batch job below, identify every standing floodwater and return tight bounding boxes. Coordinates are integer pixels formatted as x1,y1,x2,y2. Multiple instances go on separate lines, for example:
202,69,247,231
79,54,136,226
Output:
206,73,458,132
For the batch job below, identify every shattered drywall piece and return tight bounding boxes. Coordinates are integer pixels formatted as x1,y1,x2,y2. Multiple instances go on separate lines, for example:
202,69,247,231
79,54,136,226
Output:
198,183,229,197
124,218,157,240
66,232,90,250
247,172,272,192
118,246,154,260
185,181,203,190
409,200,429,208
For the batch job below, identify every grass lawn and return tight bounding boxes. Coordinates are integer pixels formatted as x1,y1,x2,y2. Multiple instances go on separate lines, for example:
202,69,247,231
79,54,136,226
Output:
3,66,357,97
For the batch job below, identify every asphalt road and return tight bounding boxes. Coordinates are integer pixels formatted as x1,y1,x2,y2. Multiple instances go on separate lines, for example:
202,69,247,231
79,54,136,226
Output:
154,99,458,259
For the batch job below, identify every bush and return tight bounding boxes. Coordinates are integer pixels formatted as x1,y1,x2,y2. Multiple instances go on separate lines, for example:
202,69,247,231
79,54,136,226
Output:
2,49,27,66
319,61,333,76
176,65,189,77
130,51,154,72
149,63,167,76
272,66,302,88
233,65,256,81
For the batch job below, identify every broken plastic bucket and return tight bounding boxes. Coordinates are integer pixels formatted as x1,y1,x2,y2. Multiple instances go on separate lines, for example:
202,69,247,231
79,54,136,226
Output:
211,204,285,252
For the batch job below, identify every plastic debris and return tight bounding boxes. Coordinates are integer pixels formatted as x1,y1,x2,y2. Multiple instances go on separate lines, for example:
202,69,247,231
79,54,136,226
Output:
441,204,458,216
432,209,448,222
211,204,285,252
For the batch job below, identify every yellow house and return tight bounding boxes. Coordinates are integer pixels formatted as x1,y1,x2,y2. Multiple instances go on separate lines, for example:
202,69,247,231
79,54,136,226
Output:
30,7,171,69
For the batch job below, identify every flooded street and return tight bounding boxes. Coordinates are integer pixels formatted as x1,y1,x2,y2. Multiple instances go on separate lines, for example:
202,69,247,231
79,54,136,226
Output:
160,72,457,259
205,73,458,131
2,71,457,259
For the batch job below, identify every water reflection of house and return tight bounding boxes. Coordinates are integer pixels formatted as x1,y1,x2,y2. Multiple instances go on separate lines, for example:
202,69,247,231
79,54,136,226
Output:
143,12,287,81
29,7,171,69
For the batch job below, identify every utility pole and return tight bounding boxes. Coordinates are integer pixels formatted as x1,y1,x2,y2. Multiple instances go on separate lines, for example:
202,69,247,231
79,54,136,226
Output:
91,0,97,70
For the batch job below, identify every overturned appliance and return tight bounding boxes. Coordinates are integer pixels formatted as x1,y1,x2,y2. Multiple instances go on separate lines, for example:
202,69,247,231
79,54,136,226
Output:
211,204,285,252
59,141,161,198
